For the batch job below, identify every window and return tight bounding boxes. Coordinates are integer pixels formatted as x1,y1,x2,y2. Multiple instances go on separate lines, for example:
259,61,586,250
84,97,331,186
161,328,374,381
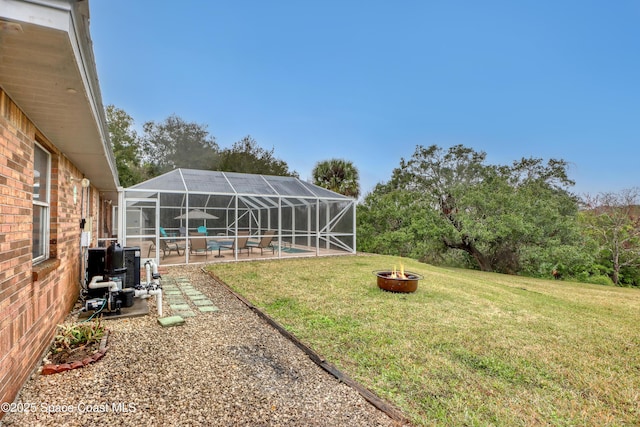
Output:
33,143,50,263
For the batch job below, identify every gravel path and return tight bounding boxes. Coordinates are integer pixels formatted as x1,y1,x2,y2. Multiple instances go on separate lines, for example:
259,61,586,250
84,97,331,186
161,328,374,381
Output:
2,266,397,427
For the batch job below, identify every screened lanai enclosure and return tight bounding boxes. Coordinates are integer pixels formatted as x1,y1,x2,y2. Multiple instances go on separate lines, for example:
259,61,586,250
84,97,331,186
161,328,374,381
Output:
117,169,356,265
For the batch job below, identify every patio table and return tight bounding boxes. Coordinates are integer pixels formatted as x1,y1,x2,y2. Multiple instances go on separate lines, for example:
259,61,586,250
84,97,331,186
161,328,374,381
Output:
207,239,233,258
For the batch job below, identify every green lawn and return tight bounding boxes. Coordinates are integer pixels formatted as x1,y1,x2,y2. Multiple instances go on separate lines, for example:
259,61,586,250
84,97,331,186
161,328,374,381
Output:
206,254,640,426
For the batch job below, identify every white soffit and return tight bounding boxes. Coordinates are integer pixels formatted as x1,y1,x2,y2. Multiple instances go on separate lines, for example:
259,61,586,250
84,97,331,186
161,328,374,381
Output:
0,0,119,192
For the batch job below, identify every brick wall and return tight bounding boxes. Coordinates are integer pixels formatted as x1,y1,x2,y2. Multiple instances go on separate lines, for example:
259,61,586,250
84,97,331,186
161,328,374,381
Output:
0,89,98,409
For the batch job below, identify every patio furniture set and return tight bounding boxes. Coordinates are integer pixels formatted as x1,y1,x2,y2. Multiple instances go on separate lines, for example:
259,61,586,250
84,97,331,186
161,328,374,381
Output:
148,229,277,260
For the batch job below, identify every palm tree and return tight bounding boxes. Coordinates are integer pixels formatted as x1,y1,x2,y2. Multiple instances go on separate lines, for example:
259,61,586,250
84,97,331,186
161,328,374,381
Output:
312,159,360,198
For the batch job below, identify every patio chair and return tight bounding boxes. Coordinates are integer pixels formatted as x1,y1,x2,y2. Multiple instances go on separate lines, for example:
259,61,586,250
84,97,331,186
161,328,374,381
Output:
189,232,211,258
247,230,276,255
147,238,156,257
197,225,208,235
160,227,176,241
148,238,184,259
219,231,251,256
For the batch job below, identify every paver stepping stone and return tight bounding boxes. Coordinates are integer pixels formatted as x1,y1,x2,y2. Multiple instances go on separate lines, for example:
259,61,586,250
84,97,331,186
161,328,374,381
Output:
174,310,196,318
155,279,219,317
165,293,184,299
158,316,185,327
192,299,213,306
184,291,204,296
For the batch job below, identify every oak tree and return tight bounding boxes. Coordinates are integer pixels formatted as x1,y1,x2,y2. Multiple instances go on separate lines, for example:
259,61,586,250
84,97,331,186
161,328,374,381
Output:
361,144,580,274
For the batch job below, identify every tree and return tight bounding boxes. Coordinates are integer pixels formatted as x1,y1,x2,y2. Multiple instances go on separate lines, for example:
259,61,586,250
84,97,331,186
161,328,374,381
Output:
217,136,297,177
357,182,441,260
142,114,218,175
373,144,581,273
312,159,360,198
105,105,147,187
580,188,640,285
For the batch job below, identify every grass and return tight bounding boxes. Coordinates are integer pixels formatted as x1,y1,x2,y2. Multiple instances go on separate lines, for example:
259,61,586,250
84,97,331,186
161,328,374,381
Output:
206,254,640,426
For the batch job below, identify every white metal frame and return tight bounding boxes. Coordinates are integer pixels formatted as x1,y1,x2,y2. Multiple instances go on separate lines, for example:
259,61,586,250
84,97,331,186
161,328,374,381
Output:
119,170,356,265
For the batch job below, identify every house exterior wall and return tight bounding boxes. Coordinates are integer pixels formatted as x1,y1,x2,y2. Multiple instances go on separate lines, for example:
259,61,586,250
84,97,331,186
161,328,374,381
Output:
0,88,99,408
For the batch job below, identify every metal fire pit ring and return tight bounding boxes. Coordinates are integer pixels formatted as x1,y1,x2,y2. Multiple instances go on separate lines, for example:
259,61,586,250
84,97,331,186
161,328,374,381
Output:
373,270,423,293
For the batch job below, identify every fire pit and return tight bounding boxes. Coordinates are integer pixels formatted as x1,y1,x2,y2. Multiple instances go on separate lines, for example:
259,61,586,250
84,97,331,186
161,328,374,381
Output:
374,268,422,293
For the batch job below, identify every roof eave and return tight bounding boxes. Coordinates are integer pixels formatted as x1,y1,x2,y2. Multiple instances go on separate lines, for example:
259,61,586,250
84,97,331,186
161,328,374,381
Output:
0,0,119,193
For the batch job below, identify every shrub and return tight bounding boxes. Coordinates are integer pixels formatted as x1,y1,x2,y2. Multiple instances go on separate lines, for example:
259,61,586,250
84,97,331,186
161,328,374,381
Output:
52,319,105,353
585,274,615,287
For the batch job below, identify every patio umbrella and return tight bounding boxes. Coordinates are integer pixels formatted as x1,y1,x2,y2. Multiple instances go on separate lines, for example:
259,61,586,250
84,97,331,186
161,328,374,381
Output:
174,209,219,220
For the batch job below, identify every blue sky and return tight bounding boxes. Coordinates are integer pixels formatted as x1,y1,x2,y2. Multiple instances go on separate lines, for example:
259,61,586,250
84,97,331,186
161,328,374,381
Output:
89,1,639,197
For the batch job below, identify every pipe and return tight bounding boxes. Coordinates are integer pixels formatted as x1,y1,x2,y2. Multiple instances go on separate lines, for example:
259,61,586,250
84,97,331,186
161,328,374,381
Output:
134,288,163,317
133,260,163,316
152,260,159,277
88,275,119,292
134,289,153,297
145,260,152,284
151,289,162,317
144,259,160,284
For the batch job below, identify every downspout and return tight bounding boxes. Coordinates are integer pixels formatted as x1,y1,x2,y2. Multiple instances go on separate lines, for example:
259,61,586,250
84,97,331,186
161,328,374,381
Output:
116,187,125,244
78,181,86,291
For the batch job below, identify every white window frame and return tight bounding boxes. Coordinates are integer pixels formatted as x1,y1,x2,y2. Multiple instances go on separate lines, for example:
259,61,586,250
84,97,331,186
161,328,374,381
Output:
33,142,51,264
